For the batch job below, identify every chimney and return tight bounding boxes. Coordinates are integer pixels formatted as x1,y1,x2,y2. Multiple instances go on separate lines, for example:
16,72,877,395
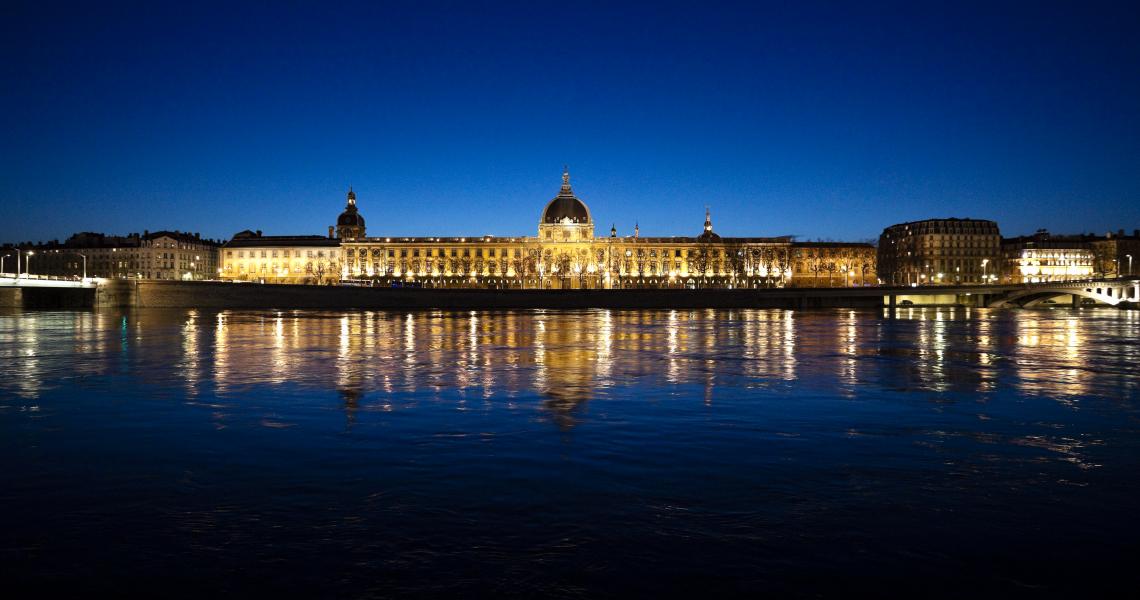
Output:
144,229,149,236
256,230,262,237
329,225,335,239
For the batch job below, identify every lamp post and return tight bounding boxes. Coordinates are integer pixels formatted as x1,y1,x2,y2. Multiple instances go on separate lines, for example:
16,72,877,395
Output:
981,259,989,284
76,252,86,280
25,251,34,278
1128,254,1133,276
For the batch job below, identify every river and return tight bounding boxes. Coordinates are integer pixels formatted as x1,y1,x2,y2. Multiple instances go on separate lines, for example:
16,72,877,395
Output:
2,307,1138,596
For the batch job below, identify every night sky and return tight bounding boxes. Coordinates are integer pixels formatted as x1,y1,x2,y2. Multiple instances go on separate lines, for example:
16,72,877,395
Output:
3,1,1138,244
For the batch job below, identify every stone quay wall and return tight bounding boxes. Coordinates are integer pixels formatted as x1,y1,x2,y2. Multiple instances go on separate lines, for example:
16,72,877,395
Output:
93,280,887,310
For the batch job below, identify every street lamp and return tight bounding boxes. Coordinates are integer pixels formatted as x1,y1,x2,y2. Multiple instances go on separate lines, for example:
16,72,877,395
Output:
1128,254,1133,276
24,251,34,278
981,259,989,284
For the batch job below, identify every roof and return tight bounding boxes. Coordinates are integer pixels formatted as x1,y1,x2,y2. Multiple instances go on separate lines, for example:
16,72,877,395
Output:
540,169,591,224
793,241,875,248
143,230,221,246
224,234,339,248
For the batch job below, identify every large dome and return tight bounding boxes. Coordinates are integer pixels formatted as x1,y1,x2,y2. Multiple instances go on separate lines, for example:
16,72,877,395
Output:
541,169,591,224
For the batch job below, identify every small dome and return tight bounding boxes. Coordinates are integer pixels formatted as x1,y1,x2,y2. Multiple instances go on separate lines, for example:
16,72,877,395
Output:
541,169,591,224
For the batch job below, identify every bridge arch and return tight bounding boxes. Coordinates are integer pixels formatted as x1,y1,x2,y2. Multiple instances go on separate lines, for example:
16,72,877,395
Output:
988,286,1123,308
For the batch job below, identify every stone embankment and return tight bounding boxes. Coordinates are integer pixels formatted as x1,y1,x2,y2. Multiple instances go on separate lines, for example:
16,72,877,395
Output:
90,280,887,310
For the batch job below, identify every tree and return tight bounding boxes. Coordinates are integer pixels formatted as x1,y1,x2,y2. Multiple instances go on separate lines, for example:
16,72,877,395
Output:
807,252,824,286
823,259,838,287
861,255,876,286
690,245,712,287
725,245,746,285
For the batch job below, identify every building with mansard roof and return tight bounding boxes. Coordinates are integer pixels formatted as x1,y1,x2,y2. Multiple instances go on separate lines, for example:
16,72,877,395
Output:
334,169,876,289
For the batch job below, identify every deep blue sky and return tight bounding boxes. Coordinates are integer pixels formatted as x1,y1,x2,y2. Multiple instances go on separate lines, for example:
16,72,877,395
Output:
3,1,1139,243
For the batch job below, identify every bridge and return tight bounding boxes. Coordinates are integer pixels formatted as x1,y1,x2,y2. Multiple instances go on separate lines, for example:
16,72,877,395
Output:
0,274,99,309
878,276,1140,309
979,277,1140,308
0,274,97,289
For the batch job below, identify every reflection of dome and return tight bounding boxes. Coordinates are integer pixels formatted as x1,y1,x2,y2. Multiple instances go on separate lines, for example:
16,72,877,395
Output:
541,169,591,224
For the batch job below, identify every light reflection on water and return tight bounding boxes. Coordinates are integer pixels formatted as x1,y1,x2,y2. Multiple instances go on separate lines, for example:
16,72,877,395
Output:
1,307,1139,596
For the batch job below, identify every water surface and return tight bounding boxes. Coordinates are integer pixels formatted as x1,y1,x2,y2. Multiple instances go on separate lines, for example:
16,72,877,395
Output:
2,307,1139,596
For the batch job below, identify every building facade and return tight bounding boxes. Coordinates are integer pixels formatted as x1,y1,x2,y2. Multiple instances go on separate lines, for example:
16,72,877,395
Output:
337,170,876,289
878,218,1001,286
1089,230,1140,279
9,230,220,280
220,230,342,284
999,230,1094,284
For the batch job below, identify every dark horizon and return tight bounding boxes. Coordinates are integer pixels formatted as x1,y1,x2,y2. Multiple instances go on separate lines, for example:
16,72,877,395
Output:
3,1,1139,244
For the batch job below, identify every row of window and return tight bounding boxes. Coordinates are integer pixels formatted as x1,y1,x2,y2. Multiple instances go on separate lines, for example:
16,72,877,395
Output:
226,249,337,259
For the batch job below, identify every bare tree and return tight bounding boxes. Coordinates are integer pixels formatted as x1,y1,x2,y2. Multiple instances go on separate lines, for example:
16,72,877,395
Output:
690,245,712,287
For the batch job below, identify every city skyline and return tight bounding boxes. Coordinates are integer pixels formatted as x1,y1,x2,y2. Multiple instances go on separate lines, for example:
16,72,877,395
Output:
3,2,1139,243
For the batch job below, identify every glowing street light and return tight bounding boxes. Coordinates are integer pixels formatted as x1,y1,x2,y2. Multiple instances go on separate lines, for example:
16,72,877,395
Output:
1128,254,1133,276
981,259,989,284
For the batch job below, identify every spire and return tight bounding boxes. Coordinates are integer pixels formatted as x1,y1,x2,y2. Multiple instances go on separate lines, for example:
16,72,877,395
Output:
560,166,572,195
610,223,617,238
704,206,712,232
347,186,356,207
634,221,640,238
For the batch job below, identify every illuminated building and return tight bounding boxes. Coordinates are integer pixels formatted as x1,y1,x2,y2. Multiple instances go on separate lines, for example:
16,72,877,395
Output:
220,229,341,284
878,218,1001,286
338,169,875,289
999,230,1094,283
10,230,220,280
